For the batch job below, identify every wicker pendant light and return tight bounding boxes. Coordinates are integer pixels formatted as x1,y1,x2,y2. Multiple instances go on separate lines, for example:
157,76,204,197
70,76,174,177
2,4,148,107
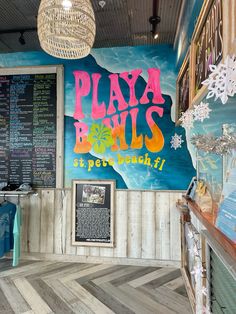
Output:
37,0,96,59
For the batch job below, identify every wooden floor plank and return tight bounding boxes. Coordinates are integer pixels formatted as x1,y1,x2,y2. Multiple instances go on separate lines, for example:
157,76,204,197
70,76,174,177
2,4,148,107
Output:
0,261,54,278
92,266,141,285
77,265,125,285
28,278,74,314
83,281,135,314
100,282,158,314
0,277,30,313
143,269,182,289
0,260,191,314
0,286,14,314
64,279,115,314
110,266,160,287
128,267,176,288
13,278,53,314
61,264,113,283
120,283,176,314
0,259,38,273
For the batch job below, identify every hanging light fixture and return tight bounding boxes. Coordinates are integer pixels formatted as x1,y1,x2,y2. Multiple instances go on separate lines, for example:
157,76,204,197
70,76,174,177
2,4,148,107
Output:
37,0,96,59
149,0,161,40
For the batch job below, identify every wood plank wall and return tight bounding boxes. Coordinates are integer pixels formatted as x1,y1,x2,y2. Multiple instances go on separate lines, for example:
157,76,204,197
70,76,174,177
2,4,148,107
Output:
17,189,183,265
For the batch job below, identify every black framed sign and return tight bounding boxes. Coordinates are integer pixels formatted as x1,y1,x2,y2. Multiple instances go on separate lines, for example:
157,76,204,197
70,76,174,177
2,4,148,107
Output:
72,179,115,247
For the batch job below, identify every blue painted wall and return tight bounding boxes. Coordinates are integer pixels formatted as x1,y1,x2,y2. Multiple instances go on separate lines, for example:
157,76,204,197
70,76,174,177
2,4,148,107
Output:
0,46,195,190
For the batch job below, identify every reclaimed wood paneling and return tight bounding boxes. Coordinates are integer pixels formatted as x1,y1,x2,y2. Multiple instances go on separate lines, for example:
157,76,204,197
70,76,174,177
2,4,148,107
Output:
141,191,156,259
19,190,183,264
40,190,55,254
113,190,128,258
127,191,142,259
156,193,170,260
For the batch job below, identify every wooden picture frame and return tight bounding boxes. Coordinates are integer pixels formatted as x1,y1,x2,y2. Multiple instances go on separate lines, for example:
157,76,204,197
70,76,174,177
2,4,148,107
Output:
72,179,115,247
176,51,190,123
190,0,224,106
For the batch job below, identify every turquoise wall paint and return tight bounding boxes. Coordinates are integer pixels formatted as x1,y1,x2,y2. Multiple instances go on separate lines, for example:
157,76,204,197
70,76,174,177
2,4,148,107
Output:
0,46,195,190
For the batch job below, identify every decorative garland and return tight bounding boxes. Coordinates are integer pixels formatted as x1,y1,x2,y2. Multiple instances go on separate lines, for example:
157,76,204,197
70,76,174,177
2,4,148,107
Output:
191,133,236,155
187,223,227,314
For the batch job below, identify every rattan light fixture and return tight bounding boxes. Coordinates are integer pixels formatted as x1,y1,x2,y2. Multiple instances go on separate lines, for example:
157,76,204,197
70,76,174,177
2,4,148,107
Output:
37,0,96,59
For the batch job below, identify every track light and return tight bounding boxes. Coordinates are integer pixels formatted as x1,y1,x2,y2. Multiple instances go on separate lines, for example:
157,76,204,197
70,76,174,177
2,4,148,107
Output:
19,31,26,45
149,15,161,40
154,33,159,40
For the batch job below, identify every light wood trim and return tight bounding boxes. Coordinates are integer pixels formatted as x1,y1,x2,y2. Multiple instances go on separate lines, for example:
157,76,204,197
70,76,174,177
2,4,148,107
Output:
181,268,195,314
20,252,181,268
189,0,225,106
176,50,190,123
223,0,236,57
56,65,64,188
185,198,236,262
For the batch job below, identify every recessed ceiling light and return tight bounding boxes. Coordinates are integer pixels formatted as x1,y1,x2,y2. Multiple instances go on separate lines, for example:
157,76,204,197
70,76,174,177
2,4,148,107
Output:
62,0,72,10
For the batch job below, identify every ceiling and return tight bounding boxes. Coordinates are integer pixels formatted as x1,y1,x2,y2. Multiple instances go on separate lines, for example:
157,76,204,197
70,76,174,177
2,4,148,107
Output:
0,0,182,54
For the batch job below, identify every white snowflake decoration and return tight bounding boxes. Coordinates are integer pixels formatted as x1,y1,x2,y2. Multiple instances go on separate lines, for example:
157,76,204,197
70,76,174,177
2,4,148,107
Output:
201,286,208,296
180,109,194,129
170,133,184,150
191,265,204,278
202,55,236,104
193,102,212,122
203,305,212,314
188,244,200,257
187,230,194,239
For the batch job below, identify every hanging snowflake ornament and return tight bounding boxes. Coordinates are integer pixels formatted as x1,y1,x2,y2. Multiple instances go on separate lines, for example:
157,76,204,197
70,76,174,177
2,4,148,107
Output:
189,244,200,258
191,265,204,278
180,109,194,129
193,102,212,122
203,305,212,314
202,55,236,104
187,230,194,239
201,286,208,296
170,133,184,150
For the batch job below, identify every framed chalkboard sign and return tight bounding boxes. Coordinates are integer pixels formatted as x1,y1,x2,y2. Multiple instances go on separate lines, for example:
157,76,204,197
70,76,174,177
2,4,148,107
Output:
72,179,115,247
0,65,64,188
190,0,223,105
176,51,190,122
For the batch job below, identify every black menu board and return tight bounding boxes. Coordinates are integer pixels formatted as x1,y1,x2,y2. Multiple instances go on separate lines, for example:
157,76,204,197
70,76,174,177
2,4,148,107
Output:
0,67,63,188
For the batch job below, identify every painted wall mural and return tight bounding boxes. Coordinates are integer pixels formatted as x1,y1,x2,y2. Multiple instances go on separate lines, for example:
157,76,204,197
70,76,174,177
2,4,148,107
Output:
0,45,195,190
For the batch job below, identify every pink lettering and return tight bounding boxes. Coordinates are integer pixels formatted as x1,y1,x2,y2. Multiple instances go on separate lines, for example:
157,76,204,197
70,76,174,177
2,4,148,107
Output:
119,69,142,106
91,73,106,119
140,68,165,105
73,71,90,120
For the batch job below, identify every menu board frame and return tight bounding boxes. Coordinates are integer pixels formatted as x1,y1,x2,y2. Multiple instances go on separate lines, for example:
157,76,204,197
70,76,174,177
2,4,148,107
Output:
72,179,115,247
176,50,190,123
190,0,224,106
0,65,64,188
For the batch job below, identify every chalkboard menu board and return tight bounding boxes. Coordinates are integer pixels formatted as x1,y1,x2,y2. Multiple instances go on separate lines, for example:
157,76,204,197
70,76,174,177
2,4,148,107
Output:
0,66,64,188
194,0,223,95
72,180,115,247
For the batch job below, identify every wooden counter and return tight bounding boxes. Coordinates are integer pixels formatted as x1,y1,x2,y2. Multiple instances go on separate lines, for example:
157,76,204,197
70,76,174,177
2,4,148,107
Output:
184,197,236,263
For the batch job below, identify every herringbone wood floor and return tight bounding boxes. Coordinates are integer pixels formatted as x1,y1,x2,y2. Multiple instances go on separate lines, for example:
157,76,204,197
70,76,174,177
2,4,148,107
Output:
0,259,192,314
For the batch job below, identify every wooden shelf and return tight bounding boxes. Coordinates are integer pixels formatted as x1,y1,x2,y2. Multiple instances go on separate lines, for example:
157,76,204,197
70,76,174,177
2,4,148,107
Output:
184,197,236,263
